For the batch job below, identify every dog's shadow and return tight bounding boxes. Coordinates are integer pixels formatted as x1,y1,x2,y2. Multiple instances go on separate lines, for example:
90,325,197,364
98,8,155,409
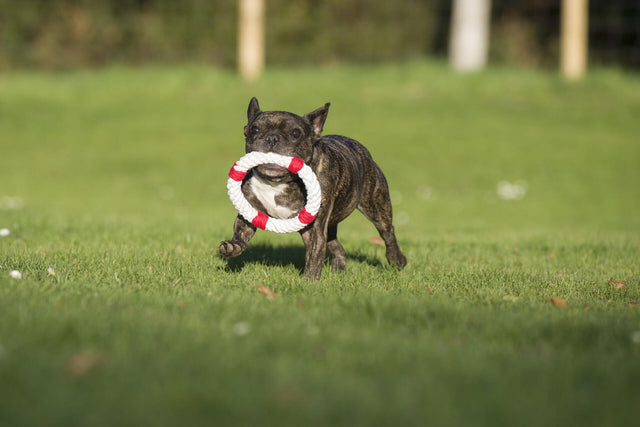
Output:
220,243,382,274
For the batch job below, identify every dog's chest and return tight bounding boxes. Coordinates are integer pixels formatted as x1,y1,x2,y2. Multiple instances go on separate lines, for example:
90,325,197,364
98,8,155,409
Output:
248,175,297,219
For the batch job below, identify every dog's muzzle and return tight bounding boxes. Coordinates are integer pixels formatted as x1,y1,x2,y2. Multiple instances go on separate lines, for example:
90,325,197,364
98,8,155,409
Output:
255,163,289,178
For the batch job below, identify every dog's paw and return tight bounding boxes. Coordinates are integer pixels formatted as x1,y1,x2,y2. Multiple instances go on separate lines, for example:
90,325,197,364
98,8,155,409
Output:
218,240,246,258
387,251,407,269
332,256,347,271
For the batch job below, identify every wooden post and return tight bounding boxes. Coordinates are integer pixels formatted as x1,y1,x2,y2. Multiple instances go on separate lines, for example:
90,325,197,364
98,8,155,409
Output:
238,0,265,82
561,0,588,80
449,0,491,72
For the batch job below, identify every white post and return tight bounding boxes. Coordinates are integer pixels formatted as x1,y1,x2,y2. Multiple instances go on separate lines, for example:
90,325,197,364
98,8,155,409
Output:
561,0,588,80
449,0,492,72
238,0,265,82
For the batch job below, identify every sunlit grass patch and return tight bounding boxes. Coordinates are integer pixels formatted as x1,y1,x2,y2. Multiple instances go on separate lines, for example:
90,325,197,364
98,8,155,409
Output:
0,62,639,426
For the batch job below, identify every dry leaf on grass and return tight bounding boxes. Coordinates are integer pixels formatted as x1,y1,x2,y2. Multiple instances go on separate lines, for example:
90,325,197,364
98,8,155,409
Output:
65,350,106,378
368,236,385,247
257,283,278,299
548,297,568,308
609,278,627,290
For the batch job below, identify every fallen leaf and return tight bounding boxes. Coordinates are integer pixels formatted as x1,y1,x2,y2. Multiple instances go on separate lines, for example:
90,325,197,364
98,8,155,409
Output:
368,236,385,247
582,304,589,310
555,273,569,278
65,350,106,378
627,302,638,308
426,287,435,293
257,283,278,299
609,278,627,290
548,297,568,308
546,252,555,260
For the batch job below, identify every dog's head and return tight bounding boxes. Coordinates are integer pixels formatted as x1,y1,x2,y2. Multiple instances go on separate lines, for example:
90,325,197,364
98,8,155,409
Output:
244,97,329,179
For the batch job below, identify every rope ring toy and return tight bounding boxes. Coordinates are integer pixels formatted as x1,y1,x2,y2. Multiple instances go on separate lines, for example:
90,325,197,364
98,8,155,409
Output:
227,152,321,233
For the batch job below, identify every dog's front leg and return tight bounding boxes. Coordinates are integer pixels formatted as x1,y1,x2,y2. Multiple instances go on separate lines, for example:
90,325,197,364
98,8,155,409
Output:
300,221,328,280
219,215,256,258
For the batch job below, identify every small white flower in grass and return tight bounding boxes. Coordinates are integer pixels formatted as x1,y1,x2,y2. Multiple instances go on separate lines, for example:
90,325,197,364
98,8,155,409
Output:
233,321,251,336
497,180,528,200
631,331,640,344
0,228,10,237
47,268,56,276
10,270,22,279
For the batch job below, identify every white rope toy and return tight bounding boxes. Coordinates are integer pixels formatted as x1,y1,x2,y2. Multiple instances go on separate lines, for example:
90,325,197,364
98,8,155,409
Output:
227,152,322,233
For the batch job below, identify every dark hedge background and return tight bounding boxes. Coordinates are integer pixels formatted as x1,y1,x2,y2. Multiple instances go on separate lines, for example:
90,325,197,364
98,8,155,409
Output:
0,0,637,70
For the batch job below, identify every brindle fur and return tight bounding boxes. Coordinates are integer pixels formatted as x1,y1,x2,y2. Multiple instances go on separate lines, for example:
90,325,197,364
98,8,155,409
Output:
219,98,407,279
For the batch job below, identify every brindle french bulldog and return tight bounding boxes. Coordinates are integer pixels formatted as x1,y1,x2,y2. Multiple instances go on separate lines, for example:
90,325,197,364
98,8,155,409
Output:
219,97,407,279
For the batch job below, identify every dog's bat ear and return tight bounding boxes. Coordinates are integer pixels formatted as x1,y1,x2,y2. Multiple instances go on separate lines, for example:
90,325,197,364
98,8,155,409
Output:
304,102,330,137
247,97,261,122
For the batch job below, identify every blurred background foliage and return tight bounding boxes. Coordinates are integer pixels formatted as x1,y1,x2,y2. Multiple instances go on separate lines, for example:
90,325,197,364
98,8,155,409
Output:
0,0,638,71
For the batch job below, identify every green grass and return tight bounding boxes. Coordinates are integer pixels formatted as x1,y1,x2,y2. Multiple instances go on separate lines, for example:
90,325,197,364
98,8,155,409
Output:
1,61,639,426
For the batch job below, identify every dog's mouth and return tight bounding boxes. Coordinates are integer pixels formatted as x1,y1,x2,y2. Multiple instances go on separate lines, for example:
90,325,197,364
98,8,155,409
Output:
255,163,289,178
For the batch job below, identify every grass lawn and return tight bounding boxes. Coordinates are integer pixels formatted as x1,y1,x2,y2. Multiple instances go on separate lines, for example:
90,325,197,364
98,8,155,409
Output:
1,61,639,426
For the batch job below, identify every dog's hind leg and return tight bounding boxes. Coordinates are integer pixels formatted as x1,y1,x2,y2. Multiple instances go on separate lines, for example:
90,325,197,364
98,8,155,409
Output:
327,224,347,271
357,169,407,269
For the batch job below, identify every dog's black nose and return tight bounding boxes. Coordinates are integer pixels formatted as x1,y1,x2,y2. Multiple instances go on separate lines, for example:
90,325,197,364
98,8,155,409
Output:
265,133,280,147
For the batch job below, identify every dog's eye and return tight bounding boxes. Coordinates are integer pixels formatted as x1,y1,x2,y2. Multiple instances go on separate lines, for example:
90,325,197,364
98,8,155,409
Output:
250,126,260,135
290,128,302,139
